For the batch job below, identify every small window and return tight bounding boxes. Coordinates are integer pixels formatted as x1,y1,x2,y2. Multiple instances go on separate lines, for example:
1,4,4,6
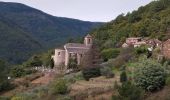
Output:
58,52,60,56
88,39,91,44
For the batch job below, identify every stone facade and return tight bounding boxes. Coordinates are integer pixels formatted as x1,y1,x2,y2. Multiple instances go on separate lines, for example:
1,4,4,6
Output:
126,37,142,45
52,34,93,68
162,39,170,59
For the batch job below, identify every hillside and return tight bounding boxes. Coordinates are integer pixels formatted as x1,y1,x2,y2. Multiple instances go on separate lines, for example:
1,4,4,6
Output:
0,2,103,64
90,0,170,48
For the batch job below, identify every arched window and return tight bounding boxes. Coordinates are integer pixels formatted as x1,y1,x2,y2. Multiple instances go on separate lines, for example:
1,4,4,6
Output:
80,54,83,58
88,39,91,44
58,52,60,56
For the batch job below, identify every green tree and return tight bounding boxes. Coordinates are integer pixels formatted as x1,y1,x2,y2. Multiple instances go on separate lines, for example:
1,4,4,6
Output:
68,58,78,69
10,66,26,77
49,59,54,69
101,48,120,61
134,58,166,92
41,50,54,67
50,79,68,95
0,60,14,92
24,55,42,67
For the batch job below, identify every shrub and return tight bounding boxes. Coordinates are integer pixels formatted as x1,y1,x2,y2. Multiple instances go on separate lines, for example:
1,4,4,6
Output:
135,45,148,55
113,81,119,90
50,79,68,95
11,92,37,100
24,55,42,67
120,71,127,83
64,71,84,83
0,96,10,100
11,96,23,100
100,67,114,78
10,66,26,77
82,67,101,81
112,82,144,100
134,58,166,92
166,76,170,86
0,80,14,92
101,48,120,61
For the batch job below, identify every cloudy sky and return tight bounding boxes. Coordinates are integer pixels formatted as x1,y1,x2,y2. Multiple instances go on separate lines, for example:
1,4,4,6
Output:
1,0,153,22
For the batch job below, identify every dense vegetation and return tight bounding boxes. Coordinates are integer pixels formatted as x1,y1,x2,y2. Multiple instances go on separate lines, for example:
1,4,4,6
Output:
134,58,166,92
90,0,170,50
0,60,14,92
0,2,103,64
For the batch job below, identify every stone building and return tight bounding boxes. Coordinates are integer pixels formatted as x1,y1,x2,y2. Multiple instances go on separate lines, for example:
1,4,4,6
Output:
122,37,145,48
125,37,142,45
146,39,162,48
122,37,163,48
52,34,94,69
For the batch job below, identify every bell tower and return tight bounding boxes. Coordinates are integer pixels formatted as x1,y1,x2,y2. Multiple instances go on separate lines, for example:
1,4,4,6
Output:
84,34,93,47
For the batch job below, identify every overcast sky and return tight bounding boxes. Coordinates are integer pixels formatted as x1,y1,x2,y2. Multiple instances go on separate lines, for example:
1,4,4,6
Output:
1,0,153,22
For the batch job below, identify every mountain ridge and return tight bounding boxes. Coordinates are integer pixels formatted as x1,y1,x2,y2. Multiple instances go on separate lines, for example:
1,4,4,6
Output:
0,2,103,64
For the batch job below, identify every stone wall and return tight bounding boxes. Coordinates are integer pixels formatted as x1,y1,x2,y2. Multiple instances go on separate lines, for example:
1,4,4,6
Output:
53,49,65,66
163,39,170,59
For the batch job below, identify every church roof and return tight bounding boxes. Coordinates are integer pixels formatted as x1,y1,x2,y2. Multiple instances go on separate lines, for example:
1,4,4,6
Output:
65,43,88,48
85,34,92,38
66,47,89,53
64,43,90,53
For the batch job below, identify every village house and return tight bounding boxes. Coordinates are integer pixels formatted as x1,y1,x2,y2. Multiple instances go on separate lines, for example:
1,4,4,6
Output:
122,37,162,48
52,34,94,69
146,39,162,48
122,37,146,48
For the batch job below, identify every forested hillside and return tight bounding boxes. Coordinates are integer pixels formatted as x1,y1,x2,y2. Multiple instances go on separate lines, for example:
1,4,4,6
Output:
0,2,103,64
91,0,170,49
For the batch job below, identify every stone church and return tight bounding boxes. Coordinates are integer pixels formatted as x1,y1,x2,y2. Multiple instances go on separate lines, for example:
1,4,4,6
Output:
52,34,95,69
